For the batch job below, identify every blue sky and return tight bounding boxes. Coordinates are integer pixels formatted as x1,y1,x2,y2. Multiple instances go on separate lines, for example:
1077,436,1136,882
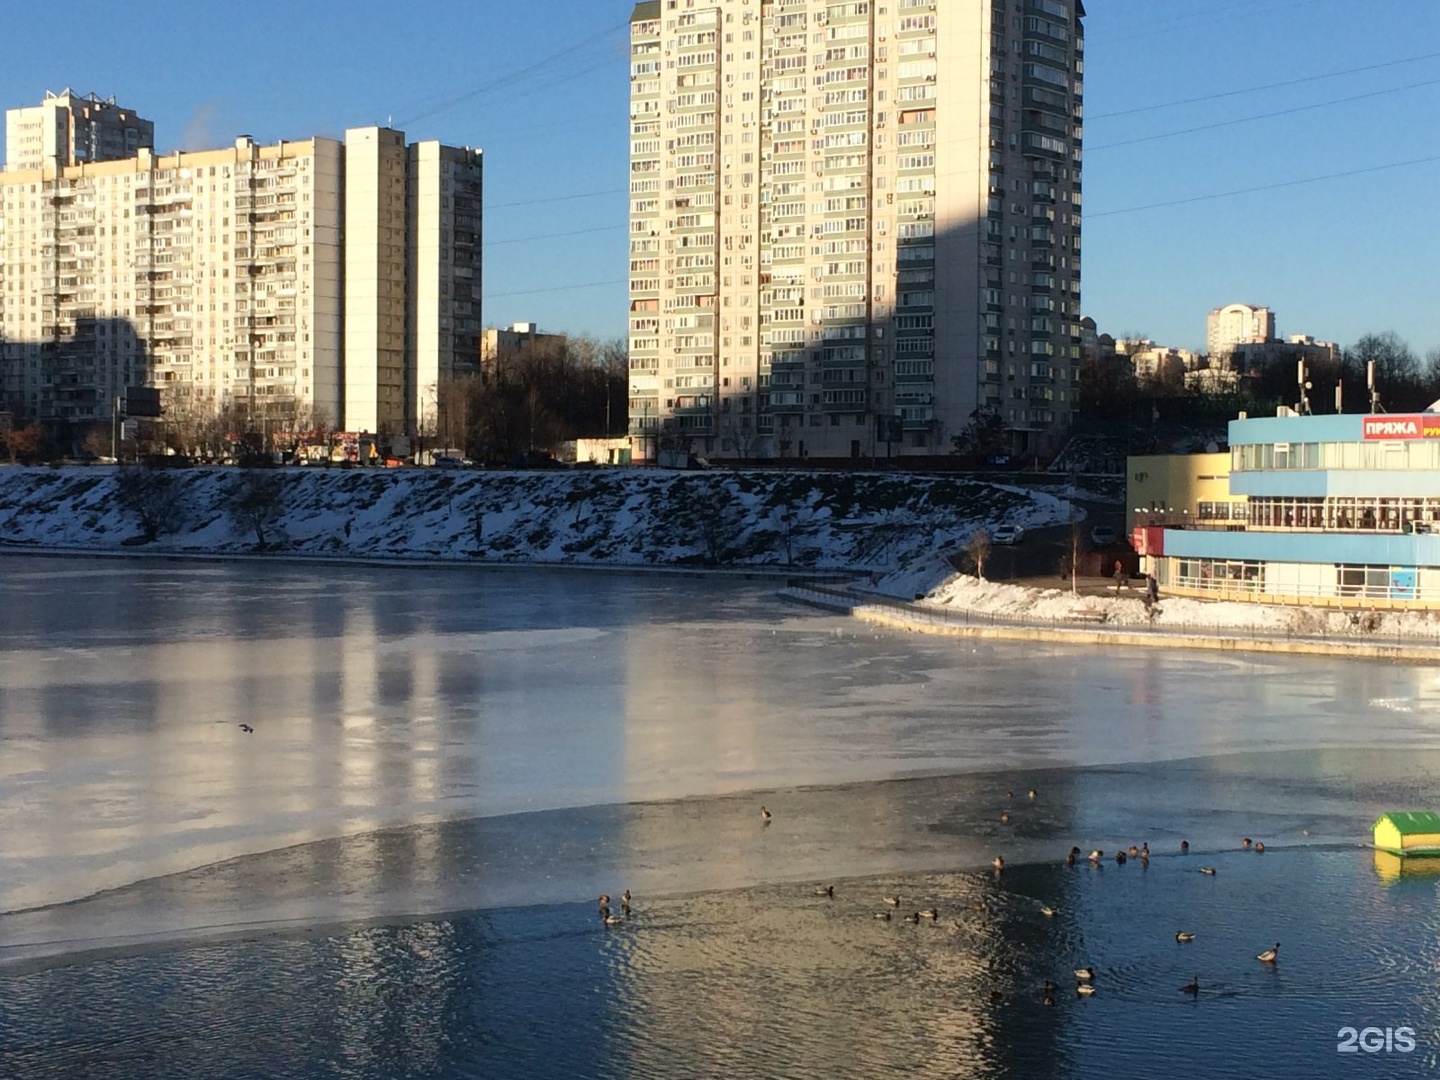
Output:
4,0,1438,357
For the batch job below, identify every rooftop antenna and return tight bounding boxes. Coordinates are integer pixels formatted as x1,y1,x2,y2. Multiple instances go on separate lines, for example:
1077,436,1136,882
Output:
1297,359,1312,415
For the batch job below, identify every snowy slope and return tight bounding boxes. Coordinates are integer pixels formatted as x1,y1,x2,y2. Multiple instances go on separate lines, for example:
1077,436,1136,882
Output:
0,465,1071,573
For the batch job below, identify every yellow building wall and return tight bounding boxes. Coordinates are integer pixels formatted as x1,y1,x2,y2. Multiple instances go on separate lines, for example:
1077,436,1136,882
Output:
1125,453,1247,533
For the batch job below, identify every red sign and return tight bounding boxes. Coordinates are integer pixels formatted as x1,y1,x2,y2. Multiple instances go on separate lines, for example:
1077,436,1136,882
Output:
1362,415,1440,440
1131,526,1164,556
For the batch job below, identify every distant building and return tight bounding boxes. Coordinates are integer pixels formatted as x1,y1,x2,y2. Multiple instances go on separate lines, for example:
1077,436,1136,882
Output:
481,322,565,381
5,90,153,172
1206,303,1275,361
1117,339,1200,383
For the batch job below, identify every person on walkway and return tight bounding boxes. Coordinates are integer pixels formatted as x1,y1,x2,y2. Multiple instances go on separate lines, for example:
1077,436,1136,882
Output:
1114,560,1124,593
1146,574,1159,604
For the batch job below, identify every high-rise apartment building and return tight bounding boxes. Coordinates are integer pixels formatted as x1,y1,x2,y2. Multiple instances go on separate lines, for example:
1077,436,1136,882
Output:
627,0,1085,462
0,113,480,440
5,90,154,172
1206,302,1275,361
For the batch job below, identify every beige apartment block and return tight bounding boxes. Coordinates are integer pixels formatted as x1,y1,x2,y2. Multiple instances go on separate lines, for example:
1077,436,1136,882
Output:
344,127,409,435
627,0,1085,463
1206,302,1276,360
407,140,484,438
0,136,343,427
5,90,154,172
0,118,480,440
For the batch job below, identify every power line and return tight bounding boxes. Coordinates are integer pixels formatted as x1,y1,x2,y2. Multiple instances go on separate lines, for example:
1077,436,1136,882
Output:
485,224,625,246
396,21,629,128
1087,154,1440,218
1089,76,1440,151
1089,52,1440,121
487,278,625,300
488,188,626,210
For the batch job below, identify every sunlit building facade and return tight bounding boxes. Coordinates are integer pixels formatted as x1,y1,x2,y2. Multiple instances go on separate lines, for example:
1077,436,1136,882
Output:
627,0,1086,462
0,119,480,438
1133,410,1440,607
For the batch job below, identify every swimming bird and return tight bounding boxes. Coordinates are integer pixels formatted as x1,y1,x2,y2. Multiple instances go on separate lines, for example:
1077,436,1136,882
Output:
1042,993,1056,1007
1181,975,1200,995
1254,841,1266,853
1005,790,1014,799
621,890,631,905
1175,931,1195,943
1040,906,1059,918
1257,942,1280,963
1115,851,1127,865
1074,967,1094,981
1028,789,1038,800
1199,867,1217,875
1076,984,1095,997
992,856,1005,871
971,901,987,912
603,914,624,927
1128,844,1139,857
873,911,892,921
1242,838,1253,848
989,989,1005,1003
814,885,834,898
1141,842,1149,857
919,908,939,920
238,723,254,733
1180,839,1190,853
598,894,611,905
1065,850,1077,867
904,911,922,923
1001,812,1010,824
760,806,772,824
1088,849,1103,862
1043,980,1058,994
883,895,901,907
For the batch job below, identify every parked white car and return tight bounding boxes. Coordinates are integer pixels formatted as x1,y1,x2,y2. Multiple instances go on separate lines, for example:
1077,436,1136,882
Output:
992,524,1023,545
1090,524,1118,546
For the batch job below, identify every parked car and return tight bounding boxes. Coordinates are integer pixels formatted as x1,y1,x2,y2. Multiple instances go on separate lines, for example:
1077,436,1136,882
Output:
991,524,1023,545
1090,524,1118,546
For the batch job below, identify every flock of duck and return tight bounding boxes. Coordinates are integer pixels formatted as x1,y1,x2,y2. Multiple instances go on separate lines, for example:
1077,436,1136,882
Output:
778,790,1282,1005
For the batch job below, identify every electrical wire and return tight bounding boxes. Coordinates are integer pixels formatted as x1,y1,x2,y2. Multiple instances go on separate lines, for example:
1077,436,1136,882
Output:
1088,51,1440,120
395,21,629,128
1087,154,1440,218
488,188,625,210
485,224,625,246
1088,77,1440,151
487,278,626,299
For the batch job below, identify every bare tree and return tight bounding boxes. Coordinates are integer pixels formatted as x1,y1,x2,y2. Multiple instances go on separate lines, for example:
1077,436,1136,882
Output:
116,466,188,542
228,470,287,550
968,528,992,581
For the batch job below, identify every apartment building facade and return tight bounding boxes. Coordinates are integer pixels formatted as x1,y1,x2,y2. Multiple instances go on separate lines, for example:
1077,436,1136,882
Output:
5,89,154,172
627,0,1085,462
0,110,480,440
1206,302,1276,361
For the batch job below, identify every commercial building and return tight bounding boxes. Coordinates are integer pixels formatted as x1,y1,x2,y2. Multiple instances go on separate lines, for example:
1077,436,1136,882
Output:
5,90,153,172
1131,409,1440,608
627,0,1086,462
0,106,480,441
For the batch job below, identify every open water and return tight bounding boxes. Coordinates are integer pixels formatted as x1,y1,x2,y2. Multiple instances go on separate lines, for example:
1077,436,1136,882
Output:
1,556,1438,1078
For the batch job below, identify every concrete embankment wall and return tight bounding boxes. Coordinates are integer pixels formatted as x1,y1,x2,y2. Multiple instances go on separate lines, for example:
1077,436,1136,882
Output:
784,589,1440,665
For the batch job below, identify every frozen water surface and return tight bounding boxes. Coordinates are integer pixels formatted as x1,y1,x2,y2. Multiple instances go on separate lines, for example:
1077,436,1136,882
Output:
2,556,1440,1077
